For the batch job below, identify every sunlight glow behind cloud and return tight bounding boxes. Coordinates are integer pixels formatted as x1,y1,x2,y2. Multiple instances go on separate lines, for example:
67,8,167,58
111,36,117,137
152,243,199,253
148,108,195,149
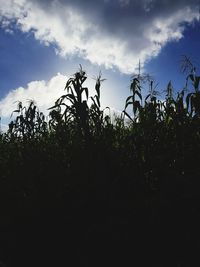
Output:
0,71,119,121
0,0,200,124
0,0,199,74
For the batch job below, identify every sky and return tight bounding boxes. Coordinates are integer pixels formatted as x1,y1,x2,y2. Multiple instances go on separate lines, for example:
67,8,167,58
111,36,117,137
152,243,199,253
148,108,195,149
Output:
0,0,200,129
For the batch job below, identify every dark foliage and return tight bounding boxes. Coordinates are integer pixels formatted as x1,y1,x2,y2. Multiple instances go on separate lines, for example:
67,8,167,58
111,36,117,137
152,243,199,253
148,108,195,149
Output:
1,61,200,266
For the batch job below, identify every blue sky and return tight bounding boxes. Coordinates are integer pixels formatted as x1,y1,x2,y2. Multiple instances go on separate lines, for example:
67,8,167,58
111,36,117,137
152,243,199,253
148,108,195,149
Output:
0,0,200,128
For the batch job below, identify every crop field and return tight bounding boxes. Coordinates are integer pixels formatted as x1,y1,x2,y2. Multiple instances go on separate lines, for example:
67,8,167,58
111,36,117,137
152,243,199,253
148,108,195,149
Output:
0,58,200,266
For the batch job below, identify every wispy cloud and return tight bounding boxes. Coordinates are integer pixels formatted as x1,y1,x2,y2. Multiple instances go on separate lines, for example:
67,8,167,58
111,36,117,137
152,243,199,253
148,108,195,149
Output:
0,0,199,74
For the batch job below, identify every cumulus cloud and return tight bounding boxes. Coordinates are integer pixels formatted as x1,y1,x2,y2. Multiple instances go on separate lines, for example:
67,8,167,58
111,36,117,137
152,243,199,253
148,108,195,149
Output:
0,73,67,118
0,0,199,74
0,71,123,130
0,69,125,127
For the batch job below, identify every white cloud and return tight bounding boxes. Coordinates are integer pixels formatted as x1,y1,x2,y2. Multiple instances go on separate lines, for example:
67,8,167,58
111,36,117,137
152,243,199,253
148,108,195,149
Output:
0,73,66,118
0,69,126,127
146,7,197,44
0,0,199,74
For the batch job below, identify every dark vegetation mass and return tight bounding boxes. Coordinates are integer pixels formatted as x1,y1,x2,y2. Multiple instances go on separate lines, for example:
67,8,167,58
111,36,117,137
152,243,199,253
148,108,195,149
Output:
1,57,200,266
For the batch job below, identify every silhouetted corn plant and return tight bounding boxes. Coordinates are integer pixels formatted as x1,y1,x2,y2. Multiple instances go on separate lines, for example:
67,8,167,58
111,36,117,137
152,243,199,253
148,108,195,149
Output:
124,75,142,122
185,67,200,117
48,65,90,140
8,100,47,140
2,59,200,220
89,72,106,135
123,62,156,123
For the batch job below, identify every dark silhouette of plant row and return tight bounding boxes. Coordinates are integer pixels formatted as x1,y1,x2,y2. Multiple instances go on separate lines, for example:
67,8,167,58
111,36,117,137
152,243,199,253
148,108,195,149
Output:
1,58,200,267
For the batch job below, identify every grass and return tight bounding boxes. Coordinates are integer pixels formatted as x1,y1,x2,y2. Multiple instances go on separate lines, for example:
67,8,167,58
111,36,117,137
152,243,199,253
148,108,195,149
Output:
0,58,200,266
